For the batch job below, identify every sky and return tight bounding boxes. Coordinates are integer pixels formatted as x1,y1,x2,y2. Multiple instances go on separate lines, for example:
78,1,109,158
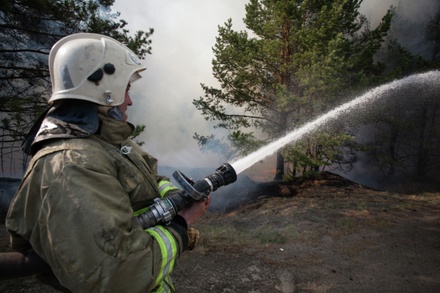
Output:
111,0,439,172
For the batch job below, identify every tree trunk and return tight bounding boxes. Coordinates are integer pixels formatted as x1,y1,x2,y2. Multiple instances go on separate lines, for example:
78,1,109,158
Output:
387,128,398,177
274,150,284,181
416,105,430,179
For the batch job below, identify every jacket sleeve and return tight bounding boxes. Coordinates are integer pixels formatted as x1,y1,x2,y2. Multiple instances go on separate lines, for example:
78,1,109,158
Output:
6,144,187,293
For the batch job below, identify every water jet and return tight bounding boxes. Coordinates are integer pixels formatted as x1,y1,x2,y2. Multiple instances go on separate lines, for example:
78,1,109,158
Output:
230,70,440,175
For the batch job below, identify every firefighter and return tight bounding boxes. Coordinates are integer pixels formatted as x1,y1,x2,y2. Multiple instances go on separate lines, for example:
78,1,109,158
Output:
5,33,209,292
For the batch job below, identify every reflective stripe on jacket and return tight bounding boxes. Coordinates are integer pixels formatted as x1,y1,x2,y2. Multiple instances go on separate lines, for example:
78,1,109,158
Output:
146,226,177,288
158,180,179,198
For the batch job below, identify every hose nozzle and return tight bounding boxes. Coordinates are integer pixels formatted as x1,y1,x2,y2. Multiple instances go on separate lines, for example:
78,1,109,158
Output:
173,163,237,201
135,163,238,229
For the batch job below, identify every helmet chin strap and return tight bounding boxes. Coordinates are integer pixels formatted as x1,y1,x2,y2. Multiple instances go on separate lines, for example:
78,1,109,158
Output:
107,106,124,121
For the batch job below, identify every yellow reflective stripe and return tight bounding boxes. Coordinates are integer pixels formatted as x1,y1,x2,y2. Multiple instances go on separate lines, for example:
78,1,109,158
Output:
158,180,178,197
164,275,175,291
146,226,178,288
156,226,177,277
146,228,167,287
153,282,165,293
153,284,164,293
133,206,149,217
152,278,173,293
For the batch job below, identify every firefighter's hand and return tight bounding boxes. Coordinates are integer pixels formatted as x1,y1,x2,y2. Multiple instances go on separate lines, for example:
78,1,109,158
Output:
179,196,211,225
187,226,200,250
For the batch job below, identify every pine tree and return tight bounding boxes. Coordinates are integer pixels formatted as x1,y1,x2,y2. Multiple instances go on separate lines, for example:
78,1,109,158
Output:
193,0,392,179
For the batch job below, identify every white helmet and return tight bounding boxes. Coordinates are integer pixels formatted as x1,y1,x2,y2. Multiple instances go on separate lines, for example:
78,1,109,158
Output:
48,33,146,106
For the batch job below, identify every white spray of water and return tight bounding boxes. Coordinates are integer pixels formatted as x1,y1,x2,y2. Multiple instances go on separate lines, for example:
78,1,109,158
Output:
230,70,440,174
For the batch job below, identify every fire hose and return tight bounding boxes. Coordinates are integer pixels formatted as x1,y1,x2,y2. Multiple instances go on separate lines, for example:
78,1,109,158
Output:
134,163,237,228
0,163,237,279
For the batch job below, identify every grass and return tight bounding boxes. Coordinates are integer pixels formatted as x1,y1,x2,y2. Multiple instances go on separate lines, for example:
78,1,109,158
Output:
337,217,355,231
197,190,440,252
198,218,305,249
257,230,287,244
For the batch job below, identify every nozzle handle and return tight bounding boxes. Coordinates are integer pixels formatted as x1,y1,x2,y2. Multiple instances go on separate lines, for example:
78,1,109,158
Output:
172,163,237,202
172,170,207,201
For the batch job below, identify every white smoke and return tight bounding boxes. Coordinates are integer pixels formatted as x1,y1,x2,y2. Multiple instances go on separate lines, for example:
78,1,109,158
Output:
112,0,248,168
113,0,439,171
360,0,439,26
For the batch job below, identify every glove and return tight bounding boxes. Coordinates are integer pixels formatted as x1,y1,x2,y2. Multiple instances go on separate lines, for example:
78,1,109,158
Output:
187,226,200,250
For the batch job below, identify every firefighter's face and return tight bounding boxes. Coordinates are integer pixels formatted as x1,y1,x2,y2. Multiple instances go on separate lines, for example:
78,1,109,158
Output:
118,84,132,123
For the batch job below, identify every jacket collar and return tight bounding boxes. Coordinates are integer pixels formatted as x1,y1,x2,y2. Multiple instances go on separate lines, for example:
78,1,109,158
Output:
23,102,135,155
97,114,135,145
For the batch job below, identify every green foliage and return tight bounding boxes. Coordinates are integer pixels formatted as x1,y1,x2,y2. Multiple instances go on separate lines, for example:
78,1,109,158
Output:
257,230,287,244
282,131,361,179
229,130,265,155
194,0,393,179
131,125,146,146
0,0,152,174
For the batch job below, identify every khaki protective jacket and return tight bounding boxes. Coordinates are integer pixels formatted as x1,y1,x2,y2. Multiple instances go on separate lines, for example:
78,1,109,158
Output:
6,114,187,292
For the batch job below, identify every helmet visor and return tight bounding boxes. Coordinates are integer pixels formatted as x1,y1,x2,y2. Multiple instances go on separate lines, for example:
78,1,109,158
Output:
129,69,146,84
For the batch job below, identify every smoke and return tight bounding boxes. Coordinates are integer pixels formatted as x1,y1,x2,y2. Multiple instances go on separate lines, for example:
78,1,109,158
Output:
361,0,439,25
332,70,440,192
360,0,440,58
113,0,439,187
112,0,248,168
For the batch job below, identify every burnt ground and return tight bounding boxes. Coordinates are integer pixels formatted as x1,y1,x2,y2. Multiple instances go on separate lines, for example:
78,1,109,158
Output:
1,173,440,292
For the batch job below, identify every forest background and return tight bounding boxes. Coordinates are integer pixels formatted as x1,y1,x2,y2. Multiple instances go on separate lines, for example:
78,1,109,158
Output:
1,0,439,192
